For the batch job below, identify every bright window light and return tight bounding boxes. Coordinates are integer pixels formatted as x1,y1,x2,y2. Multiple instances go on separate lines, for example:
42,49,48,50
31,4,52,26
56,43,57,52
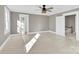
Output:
17,18,25,34
25,33,40,53
4,6,10,35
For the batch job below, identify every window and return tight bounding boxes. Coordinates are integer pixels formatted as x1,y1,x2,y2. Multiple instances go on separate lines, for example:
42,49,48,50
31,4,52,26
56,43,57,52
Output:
4,6,10,34
17,14,29,34
17,15,25,34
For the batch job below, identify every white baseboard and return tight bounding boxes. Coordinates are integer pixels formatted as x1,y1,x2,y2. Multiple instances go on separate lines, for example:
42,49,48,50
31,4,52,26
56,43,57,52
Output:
28,31,49,34
49,31,56,34
49,31,65,38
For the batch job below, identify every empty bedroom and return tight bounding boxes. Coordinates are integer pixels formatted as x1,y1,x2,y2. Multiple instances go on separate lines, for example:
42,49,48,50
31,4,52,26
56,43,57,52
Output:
0,5,79,54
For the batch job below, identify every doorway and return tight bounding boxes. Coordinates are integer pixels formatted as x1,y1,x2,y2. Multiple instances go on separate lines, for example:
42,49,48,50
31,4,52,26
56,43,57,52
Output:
65,15,76,40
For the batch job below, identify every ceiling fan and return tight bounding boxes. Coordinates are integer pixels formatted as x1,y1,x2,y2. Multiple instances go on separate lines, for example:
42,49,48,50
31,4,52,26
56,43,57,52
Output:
39,5,53,13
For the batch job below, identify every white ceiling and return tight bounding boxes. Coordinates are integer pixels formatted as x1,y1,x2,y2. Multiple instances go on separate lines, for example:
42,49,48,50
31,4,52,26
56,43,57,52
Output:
7,5,79,16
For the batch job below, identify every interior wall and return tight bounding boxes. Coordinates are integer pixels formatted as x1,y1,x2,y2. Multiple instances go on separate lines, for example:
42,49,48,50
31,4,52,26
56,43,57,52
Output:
0,6,10,46
56,16,65,36
10,12,19,34
49,15,56,32
11,12,49,33
65,15,75,32
29,14,49,32
76,13,79,40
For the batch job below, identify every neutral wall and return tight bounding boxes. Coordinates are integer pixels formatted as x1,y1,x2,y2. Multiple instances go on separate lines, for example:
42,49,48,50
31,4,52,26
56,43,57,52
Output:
49,8,79,33
10,12,49,33
65,15,75,32
0,6,10,46
10,12,19,34
49,15,56,32
29,14,49,32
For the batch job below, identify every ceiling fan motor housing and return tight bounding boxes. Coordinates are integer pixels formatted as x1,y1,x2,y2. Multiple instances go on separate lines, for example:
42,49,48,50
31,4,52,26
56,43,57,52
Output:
42,5,46,13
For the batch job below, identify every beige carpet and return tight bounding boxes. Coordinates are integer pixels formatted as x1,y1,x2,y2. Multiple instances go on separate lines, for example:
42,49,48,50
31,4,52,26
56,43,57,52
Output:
0,34,35,54
29,33,79,54
0,32,79,54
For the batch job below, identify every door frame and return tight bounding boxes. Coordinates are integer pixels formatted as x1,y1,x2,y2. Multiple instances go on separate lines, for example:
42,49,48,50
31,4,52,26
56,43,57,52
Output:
63,11,79,40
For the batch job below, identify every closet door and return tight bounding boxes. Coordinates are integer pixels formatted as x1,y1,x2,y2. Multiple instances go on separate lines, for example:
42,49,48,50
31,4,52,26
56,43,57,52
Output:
56,16,65,36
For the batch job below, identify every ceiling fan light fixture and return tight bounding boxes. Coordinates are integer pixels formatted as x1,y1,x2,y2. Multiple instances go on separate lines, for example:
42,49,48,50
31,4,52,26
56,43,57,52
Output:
42,10,46,13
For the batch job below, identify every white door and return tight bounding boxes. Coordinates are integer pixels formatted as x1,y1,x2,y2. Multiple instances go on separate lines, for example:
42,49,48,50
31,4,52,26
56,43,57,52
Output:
56,16,65,36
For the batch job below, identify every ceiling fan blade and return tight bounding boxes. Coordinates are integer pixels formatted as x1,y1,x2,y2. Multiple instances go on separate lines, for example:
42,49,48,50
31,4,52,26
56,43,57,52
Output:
47,9,52,12
39,6,42,9
47,7,53,9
